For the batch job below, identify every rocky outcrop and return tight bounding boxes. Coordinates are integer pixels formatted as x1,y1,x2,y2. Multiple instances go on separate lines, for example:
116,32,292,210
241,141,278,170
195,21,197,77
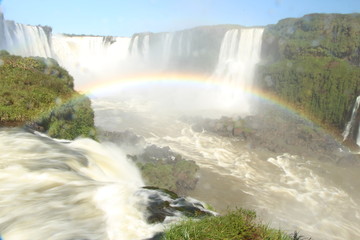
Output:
189,103,357,165
98,130,200,195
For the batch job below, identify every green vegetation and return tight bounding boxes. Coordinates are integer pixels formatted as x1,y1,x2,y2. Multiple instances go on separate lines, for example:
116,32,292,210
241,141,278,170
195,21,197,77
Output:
136,155,199,195
261,14,360,64
99,130,200,195
259,56,360,128
162,209,301,240
0,51,95,139
259,14,360,135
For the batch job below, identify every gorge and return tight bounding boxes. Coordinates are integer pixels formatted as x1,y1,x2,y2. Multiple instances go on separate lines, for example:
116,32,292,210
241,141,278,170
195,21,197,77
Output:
0,9,360,240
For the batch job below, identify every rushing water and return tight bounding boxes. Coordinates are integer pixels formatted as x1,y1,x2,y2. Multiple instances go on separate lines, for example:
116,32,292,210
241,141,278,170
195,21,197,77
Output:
1,10,359,239
0,128,166,240
343,96,360,146
93,97,360,240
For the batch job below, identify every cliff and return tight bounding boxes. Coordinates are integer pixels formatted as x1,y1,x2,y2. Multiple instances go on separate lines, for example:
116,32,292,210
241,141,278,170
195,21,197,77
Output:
129,25,247,75
258,13,360,144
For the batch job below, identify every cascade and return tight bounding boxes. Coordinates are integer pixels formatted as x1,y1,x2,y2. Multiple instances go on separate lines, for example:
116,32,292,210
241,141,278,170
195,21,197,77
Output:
142,34,150,60
0,128,154,240
52,35,131,88
1,9,360,240
161,32,175,65
129,34,150,60
0,129,213,240
129,35,140,57
0,12,52,58
209,28,264,114
212,28,264,88
342,95,360,145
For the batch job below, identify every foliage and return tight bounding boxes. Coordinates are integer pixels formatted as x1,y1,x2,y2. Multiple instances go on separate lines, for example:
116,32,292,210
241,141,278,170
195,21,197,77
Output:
137,156,199,195
259,13,360,134
262,14,360,64
162,209,295,240
0,52,95,139
259,56,360,128
39,95,96,139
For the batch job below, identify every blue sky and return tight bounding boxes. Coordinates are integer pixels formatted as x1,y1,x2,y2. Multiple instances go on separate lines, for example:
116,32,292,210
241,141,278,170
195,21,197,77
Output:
1,0,359,37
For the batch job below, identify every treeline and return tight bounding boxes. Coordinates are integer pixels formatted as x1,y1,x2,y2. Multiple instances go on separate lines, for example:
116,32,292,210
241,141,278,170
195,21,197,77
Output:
258,13,360,133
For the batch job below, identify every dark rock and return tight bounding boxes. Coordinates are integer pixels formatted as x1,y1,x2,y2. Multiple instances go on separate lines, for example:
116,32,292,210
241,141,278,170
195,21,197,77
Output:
139,187,214,224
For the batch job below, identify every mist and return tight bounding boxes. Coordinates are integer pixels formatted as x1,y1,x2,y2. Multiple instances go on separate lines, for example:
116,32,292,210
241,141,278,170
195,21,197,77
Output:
52,27,264,120
1,10,360,239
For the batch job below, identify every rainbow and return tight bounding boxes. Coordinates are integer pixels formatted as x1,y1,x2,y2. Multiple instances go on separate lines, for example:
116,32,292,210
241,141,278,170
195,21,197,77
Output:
73,72,342,141
79,73,309,116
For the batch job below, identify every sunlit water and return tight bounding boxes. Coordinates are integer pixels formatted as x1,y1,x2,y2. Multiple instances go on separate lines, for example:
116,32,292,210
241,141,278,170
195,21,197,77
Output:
93,96,360,240
1,14,359,239
0,128,165,240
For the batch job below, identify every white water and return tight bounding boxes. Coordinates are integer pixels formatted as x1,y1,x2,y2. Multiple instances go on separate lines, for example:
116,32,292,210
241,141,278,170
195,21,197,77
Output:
129,34,150,60
211,28,264,115
1,11,359,239
93,98,360,240
342,96,360,146
0,16,52,58
0,128,164,240
52,35,131,88
213,28,264,86
161,33,175,67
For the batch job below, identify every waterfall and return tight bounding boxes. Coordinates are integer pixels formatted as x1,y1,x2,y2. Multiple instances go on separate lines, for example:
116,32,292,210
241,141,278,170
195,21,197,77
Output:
0,128,159,240
129,34,150,60
162,32,175,65
0,12,52,58
52,35,131,88
212,28,264,88
342,96,360,145
142,34,150,60
209,28,264,114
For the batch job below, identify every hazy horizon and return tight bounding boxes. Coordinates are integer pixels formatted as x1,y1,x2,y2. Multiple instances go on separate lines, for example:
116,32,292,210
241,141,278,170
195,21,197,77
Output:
1,0,359,37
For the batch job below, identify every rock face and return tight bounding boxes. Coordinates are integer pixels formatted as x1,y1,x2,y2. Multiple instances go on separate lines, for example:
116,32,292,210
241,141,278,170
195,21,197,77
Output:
258,13,360,146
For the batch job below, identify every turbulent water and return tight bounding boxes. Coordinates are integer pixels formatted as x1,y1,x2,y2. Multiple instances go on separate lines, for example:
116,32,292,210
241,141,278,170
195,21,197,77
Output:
0,128,166,240
93,97,360,240
1,10,360,240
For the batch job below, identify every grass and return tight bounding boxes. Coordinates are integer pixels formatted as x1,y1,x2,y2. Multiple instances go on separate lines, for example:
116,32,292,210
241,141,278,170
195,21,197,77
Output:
0,51,96,139
162,209,297,240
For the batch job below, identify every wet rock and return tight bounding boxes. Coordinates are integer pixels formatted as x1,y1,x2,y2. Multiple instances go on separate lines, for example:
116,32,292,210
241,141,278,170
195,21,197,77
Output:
139,187,214,224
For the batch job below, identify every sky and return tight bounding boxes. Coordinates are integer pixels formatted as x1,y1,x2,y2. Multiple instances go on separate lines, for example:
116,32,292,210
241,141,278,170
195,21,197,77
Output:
1,0,360,37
